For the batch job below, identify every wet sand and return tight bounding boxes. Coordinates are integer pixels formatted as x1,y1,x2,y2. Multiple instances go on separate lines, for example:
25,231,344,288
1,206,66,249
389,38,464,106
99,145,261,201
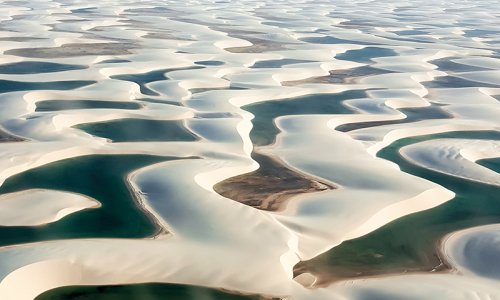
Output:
5,43,138,58
224,38,290,53
293,242,451,287
214,152,334,211
293,131,500,287
281,66,390,86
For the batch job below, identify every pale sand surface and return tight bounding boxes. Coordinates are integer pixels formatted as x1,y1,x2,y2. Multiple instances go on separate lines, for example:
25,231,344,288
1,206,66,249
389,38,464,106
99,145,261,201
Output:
214,152,334,211
443,224,500,280
0,0,498,299
401,139,500,186
0,189,100,226
0,128,24,142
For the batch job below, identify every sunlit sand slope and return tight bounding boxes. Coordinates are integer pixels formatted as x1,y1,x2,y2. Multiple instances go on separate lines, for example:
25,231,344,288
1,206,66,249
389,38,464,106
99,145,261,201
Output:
0,0,499,299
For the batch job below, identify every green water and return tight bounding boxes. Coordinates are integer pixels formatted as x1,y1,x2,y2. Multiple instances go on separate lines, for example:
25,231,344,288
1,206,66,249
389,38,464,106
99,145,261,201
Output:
334,47,396,64
0,62,87,74
195,60,225,66
298,131,500,279
394,30,428,36
0,80,95,94
97,59,131,64
431,57,486,73
337,105,451,132
478,157,500,174
36,283,260,300
75,119,198,142
71,7,97,14
423,75,499,88
0,155,180,247
300,36,374,45
36,100,142,111
111,69,170,96
111,67,202,96
463,29,498,38
243,90,364,146
250,59,314,68
189,86,246,94
139,98,183,106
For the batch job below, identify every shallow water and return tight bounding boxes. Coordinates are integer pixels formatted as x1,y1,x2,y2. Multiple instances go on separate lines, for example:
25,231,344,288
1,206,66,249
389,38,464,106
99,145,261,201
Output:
36,283,260,300
250,59,315,68
430,58,488,73
35,100,143,111
0,155,179,247
297,131,500,282
478,157,500,174
423,75,500,89
111,67,203,96
4,44,138,58
0,0,499,298
300,36,374,45
0,61,87,74
111,69,171,96
0,80,95,93
334,47,397,64
75,119,198,142
189,86,247,94
243,90,363,146
97,59,132,64
195,60,225,66
337,105,451,132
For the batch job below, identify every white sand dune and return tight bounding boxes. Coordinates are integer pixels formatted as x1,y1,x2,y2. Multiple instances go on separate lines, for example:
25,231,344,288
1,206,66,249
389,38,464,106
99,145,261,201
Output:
0,0,499,299
264,115,455,258
301,274,500,300
454,70,500,86
453,57,500,70
443,224,500,280
401,139,500,186
426,87,498,105
0,189,100,226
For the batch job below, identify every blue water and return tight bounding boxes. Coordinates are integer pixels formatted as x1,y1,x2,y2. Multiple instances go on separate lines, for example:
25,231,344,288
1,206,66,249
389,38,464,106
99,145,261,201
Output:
0,155,182,247
111,67,203,96
195,60,225,66
297,131,500,280
75,118,198,142
335,47,397,63
301,36,374,45
0,62,87,74
251,59,314,68
244,90,364,146
37,282,259,300
35,100,142,111
0,80,95,94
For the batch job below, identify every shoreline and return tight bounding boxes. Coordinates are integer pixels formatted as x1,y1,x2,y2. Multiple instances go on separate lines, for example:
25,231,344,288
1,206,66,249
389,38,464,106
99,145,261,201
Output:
291,130,499,288
126,171,169,238
213,150,335,212
0,1,499,299
0,189,101,227
294,237,453,287
123,156,208,237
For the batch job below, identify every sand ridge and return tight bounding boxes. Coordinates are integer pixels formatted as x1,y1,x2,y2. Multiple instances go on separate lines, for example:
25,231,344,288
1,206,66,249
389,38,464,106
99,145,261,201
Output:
0,0,498,299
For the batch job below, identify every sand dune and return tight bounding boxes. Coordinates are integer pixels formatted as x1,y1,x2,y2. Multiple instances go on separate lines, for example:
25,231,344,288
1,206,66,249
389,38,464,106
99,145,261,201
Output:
0,0,498,299
0,189,100,226
401,139,500,186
